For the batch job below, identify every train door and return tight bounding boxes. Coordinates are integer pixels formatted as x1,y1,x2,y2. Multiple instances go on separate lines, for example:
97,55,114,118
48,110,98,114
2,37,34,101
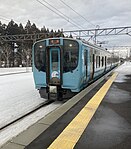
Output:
105,56,107,71
89,49,95,80
84,49,88,82
46,47,62,97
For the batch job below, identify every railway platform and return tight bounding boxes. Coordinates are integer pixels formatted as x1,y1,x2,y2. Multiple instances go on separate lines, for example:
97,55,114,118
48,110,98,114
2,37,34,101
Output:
1,62,131,149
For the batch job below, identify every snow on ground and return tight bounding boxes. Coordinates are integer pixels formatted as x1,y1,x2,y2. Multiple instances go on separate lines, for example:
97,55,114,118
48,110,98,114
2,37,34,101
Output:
0,72,45,128
0,102,62,147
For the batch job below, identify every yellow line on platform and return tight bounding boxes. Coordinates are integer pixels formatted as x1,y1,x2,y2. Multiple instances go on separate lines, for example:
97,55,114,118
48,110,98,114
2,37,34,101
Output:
48,72,118,149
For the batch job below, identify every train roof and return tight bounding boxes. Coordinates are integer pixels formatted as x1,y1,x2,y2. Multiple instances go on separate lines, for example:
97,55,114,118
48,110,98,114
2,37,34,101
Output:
76,38,110,53
34,37,111,54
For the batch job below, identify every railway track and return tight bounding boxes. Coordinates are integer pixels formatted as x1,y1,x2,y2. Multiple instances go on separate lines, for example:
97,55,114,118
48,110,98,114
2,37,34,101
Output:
0,100,54,131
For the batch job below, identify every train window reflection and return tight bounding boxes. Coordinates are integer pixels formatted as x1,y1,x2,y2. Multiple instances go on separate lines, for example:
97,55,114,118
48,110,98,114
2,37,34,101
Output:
34,41,46,72
63,39,79,73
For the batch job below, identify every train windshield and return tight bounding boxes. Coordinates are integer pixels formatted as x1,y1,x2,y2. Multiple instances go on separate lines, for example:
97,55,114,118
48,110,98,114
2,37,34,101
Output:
34,41,46,72
63,39,79,73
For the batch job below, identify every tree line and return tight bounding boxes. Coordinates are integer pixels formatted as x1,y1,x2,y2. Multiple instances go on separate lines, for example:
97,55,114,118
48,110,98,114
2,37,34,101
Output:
0,20,63,67
0,19,63,36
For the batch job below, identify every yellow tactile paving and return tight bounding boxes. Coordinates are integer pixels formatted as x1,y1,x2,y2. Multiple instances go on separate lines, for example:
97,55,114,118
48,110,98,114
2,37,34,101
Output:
48,72,118,149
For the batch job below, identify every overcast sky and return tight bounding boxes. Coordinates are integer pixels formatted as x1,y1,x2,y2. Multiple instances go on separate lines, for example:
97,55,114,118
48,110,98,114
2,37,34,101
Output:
0,0,131,47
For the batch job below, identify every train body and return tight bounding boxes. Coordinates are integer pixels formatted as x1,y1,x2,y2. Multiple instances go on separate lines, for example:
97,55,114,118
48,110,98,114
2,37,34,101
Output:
32,37,119,100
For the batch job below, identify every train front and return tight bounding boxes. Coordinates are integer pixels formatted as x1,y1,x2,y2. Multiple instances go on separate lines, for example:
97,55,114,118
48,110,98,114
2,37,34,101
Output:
33,38,80,100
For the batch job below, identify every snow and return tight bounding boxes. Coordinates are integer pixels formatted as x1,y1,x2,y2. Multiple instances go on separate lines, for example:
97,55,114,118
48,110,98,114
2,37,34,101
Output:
0,102,61,147
0,72,46,128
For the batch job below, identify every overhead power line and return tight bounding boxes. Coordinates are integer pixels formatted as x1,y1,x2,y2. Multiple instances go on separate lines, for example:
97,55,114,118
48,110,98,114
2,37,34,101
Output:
41,0,85,29
36,0,85,30
59,0,107,43
36,0,102,43
59,0,96,28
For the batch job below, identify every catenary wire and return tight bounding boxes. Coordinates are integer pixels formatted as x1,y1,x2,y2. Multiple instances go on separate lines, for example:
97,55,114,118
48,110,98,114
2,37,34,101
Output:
41,0,85,30
36,0,91,37
36,0,83,30
59,0,96,28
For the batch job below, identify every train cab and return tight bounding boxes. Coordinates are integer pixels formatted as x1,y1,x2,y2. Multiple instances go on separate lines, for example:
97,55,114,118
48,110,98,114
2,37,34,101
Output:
33,38,80,99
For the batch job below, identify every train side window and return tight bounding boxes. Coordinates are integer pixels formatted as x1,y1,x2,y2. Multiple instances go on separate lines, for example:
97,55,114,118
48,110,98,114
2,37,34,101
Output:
96,56,101,68
63,39,79,73
105,56,107,66
99,56,100,67
34,41,46,72
102,56,104,67
96,56,99,68
84,50,87,65
96,56,98,68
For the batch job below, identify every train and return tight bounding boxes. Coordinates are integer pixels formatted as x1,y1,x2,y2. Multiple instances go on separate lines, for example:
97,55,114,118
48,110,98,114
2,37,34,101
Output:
32,37,119,100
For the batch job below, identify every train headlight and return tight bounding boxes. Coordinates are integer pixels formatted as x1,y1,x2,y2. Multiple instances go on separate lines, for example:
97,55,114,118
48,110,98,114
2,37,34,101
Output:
69,44,72,47
39,45,43,48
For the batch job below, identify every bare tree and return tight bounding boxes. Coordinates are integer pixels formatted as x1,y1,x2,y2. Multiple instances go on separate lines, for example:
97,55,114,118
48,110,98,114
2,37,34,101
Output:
0,44,12,67
15,42,32,67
